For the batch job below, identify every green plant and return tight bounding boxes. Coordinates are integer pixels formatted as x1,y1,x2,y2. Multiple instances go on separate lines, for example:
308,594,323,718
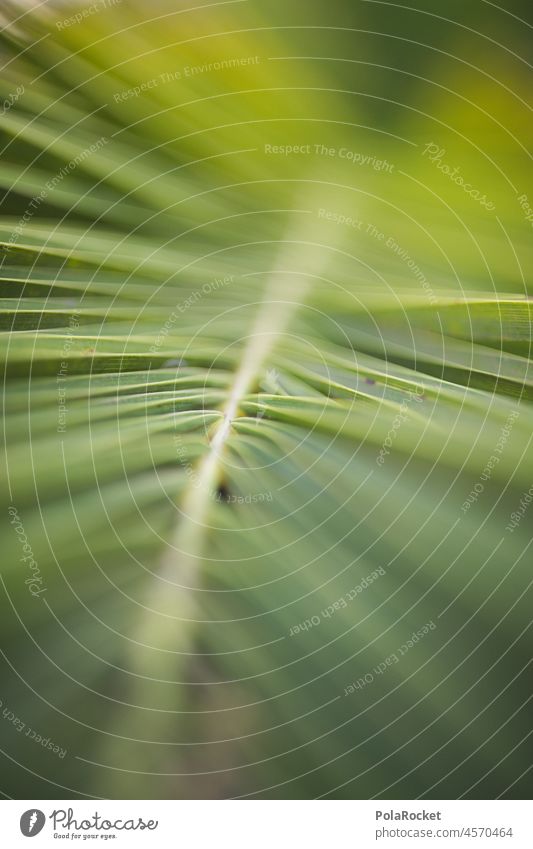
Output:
1,0,532,799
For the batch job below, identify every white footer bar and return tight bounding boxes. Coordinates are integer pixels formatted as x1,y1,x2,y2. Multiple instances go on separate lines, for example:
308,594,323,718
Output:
1,800,531,848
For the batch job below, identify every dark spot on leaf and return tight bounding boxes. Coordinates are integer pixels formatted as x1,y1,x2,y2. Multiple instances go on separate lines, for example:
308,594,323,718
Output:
215,482,232,503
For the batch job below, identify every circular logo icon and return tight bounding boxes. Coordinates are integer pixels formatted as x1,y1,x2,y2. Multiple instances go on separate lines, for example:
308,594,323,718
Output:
20,810,46,837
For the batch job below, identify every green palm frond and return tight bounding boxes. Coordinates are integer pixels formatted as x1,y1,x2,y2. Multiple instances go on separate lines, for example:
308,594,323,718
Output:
1,0,532,800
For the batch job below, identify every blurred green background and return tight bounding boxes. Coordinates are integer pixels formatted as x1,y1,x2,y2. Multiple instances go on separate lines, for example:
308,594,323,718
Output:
0,0,532,799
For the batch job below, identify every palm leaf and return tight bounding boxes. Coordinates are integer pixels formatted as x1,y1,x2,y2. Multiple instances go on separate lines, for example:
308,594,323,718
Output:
1,0,532,800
